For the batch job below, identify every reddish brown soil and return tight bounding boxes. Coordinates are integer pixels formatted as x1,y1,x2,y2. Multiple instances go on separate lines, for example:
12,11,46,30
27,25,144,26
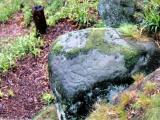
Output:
0,14,79,119
0,12,29,38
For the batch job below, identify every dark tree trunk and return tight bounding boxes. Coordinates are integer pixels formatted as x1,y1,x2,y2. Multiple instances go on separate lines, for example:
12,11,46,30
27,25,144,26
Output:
32,6,47,34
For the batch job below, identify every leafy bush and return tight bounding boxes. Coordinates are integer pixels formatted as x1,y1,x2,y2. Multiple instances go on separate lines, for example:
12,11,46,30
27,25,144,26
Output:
0,33,43,72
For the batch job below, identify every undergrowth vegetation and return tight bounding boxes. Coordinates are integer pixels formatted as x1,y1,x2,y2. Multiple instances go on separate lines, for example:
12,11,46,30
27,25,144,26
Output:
0,33,43,72
143,0,160,34
88,91,160,120
88,72,160,120
118,23,150,41
0,0,99,27
33,105,57,120
0,0,160,119
0,0,20,22
118,0,160,41
46,0,99,26
118,24,140,38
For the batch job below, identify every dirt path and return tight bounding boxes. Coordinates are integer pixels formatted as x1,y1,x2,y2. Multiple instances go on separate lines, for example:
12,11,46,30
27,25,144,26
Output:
0,15,79,119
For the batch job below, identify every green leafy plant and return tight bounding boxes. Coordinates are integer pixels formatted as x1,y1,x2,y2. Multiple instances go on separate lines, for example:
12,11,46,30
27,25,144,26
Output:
22,5,32,27
0,0,20,22
41,92,55,104
47,0,99,26
142,0,160,33
0,32,43,72
0,0,99,27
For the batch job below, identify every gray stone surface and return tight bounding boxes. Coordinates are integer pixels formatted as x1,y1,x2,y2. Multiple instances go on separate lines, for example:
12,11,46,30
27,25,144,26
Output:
98,0,144,26
50,50,127,98
48,28,159,101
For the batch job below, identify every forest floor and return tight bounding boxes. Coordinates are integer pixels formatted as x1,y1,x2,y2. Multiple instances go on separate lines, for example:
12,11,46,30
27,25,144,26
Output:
0,12,79,119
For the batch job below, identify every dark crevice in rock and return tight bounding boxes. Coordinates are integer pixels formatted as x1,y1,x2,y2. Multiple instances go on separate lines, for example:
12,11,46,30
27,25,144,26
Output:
62,77,134,120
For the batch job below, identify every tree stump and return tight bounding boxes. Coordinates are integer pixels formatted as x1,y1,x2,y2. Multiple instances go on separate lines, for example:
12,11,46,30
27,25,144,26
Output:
32,6,47,34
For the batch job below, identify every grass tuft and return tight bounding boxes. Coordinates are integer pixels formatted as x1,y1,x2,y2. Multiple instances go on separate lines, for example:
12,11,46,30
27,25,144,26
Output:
132,72,145,86
143,82,157,95
87,102,119,120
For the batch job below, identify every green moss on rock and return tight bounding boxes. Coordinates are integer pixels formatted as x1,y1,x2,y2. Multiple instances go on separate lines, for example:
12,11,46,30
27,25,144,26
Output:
52,28,140,69
86,28,140,69
65,48,81,59
64,28,106,59
52,42,63,55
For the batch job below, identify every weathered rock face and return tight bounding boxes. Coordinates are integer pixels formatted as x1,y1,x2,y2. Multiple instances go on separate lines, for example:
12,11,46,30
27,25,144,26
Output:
98,0,144,26
48,28,160,119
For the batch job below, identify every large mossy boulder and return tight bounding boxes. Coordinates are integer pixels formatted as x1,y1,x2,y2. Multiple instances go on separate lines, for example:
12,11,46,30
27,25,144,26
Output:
48,28,160,119
98,0,144,26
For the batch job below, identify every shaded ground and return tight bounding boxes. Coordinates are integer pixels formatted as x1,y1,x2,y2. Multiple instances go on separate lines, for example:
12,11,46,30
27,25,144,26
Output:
0,12,28,37
0,13,79,119
0,12,29,49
